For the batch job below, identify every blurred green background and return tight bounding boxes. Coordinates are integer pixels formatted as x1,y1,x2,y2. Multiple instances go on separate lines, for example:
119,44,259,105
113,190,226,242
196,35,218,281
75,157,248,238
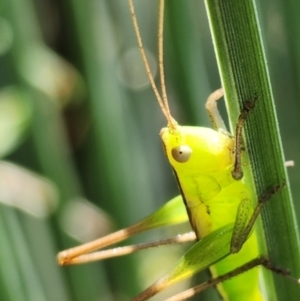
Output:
0,0,299,300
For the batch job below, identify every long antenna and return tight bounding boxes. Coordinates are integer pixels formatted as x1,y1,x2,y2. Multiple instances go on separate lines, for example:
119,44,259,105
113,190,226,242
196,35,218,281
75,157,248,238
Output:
128,0,177,129
158,0,170,115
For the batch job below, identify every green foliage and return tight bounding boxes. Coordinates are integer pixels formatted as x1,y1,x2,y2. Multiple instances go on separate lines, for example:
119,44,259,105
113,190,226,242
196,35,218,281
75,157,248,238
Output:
0,0,299,300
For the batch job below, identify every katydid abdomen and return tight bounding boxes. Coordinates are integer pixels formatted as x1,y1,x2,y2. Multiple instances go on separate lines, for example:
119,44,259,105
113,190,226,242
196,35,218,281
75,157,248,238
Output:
161,125,263,301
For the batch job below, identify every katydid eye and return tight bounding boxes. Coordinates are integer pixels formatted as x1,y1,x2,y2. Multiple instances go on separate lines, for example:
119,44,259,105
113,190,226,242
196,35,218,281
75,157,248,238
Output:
171,145,192,163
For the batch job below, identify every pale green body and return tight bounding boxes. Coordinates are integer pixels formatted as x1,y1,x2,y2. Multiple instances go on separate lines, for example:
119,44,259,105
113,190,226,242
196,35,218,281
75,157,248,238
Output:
161,125,262,301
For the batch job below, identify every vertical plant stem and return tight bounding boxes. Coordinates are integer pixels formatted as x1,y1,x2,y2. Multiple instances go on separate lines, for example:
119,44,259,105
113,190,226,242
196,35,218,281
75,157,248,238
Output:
205,0,300,300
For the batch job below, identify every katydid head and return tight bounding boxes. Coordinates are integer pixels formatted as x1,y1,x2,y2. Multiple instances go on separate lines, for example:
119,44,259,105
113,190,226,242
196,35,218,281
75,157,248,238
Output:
160,126,235,175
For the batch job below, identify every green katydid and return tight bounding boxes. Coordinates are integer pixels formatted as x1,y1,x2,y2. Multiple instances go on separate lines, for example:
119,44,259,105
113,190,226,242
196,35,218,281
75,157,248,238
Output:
57,0,299,300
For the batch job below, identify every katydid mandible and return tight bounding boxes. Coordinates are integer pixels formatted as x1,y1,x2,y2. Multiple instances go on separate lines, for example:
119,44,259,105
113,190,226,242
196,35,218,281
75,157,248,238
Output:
57,1,298,300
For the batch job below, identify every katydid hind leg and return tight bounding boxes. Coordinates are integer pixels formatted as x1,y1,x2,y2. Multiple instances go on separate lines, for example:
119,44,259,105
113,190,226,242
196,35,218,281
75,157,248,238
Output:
164,256,298,301
131,217,297,301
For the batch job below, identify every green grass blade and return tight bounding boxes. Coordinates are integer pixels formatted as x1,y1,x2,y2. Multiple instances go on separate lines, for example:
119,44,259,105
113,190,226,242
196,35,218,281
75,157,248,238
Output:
205,0,300,300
